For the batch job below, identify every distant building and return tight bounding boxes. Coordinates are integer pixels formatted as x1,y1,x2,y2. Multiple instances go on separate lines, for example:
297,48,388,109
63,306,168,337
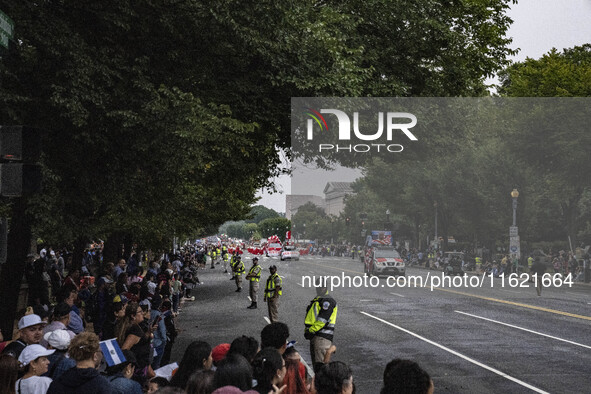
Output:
286,182,355,219
286,194,325,219
323,182,354,216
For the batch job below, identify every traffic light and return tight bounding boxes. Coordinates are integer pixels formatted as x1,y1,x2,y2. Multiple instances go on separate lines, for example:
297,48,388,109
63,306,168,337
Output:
0,126,42,197
0,163,42,196
0,126,41,162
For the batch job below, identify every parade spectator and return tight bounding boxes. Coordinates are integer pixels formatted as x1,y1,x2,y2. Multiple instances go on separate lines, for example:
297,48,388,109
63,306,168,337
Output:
314,361,354,394
91,277,113,336
16,344,55,394
0,354,19,394
101,300,126,341
380,359,434,394
186,370,216,394
283,348,310,394
47,256,62,298
103,262,116,283
252,347,286,394
170,341,213,388
62,268,80,292
115,302,154,379
283,345,310,392
43,330,76,380
171,274,182,313
27,255,51,307
260,323,289,355
147,376,169,393
2,314,46,359
212,343,231,368
150,295,167,370
55,287,84,335
113,259,126,280
105,350,143,394
41,303,76,348
159,300,176,365
116,272,129,294
228,336,259,364
47,332,113,394
213,353,256,392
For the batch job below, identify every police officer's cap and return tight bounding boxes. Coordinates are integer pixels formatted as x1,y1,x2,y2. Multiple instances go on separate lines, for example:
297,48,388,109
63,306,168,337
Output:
270,265,277,270
253,257,259,261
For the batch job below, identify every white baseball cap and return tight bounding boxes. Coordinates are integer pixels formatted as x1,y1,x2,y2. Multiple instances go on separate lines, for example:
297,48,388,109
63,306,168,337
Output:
43,330,71,350
18,344,55,366
18,314,46,330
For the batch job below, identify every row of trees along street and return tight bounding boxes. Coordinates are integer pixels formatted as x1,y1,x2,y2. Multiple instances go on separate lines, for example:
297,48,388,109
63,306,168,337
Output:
1,0,584,334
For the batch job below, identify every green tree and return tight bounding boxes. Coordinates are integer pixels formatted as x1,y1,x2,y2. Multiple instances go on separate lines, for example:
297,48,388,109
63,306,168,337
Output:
246,206,280,224
258,218,291,240
500,45,591,246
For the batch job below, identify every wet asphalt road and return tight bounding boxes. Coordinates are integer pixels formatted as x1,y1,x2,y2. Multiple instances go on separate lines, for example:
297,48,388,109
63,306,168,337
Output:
171,254,591,394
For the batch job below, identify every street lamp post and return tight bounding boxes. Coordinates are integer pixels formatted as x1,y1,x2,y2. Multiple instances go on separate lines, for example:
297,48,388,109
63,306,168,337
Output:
511,189,519,227
510,189,520,263
434,202,438,251
386,209,390,230
331,217,334,245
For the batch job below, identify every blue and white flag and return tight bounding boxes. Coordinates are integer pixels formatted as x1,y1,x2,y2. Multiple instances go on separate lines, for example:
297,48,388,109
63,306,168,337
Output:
100,338,126,367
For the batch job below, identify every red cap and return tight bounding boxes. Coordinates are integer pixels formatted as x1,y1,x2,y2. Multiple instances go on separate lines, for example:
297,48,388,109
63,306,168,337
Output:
212,343,231,363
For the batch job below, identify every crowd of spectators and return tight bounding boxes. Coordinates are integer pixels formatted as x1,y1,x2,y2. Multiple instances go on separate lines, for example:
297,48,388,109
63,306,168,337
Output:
0,244,435,393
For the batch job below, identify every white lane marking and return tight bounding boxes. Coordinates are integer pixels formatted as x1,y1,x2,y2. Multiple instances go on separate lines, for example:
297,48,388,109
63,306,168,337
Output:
566,292,584,296
298,282,304,287
360,311,549,394
390,292,405,298
455,310,591,350
359,300,372,302
263,316,271,324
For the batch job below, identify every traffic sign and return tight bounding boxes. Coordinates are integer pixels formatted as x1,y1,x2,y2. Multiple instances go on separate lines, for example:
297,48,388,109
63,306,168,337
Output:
509,226,518,237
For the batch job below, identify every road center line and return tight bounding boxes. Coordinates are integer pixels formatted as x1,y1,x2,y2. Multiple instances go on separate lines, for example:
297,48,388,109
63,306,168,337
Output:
432,287,591,321
455,311,591,350
360,311,549,394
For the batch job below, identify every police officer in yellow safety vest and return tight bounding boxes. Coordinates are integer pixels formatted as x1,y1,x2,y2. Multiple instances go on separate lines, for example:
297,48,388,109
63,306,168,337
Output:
233,255,245,292
210,248,216,269
264,265,282,323
246,257,262,309
475,256,482,273
222,250,230,273
305,285,338,367
229,252,238,280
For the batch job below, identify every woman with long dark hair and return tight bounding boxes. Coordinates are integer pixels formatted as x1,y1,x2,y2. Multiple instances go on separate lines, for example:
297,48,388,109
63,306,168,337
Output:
170,341,212,388
0,354,19,394
252,348,286,394
115,302,154,379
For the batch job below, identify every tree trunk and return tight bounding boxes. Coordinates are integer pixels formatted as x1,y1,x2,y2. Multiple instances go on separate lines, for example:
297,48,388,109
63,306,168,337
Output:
72,236,89,271
103,232,124,264
0,199,33,340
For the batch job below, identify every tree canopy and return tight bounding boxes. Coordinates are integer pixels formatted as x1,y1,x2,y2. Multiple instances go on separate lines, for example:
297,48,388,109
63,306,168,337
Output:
0,0,518,251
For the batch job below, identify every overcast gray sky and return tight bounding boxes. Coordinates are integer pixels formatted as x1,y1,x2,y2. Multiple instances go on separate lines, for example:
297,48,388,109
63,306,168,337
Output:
256,0,591,213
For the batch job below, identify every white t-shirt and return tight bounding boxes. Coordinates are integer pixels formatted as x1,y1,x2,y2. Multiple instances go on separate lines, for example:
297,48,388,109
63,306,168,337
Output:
15,376,52,394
